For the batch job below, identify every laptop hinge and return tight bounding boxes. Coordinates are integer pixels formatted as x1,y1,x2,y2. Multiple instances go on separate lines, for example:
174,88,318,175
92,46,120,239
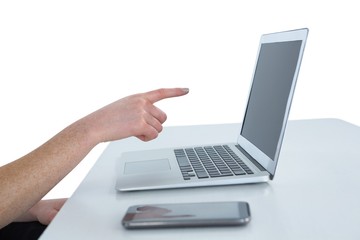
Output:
235,144,267,172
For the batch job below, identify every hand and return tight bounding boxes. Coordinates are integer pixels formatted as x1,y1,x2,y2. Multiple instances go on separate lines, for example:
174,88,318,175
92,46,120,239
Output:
84,88,189,143
16,199,67,225
29,199,67,225
30,198,67,225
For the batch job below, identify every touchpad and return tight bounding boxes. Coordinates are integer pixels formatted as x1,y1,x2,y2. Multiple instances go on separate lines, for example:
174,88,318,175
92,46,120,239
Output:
124,159,171,175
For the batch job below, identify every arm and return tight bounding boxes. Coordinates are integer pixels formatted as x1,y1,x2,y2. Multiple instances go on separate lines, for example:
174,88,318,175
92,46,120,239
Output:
0,88,189,228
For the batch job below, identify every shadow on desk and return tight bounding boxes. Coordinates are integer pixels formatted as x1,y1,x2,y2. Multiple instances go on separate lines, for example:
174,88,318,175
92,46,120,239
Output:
115,182,273,204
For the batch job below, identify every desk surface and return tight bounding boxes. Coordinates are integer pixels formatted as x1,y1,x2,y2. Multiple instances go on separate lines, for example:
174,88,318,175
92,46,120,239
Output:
40,119,360,240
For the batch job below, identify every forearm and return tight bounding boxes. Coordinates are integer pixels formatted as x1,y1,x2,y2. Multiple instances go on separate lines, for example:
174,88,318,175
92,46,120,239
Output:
13,207,36,223
0,118,97,228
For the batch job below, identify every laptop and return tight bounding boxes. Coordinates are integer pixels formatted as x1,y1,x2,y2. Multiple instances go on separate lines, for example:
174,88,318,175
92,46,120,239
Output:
116,28,308,191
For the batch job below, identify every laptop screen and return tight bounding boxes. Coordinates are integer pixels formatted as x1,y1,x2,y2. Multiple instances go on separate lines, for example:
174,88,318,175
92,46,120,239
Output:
240,40,302,160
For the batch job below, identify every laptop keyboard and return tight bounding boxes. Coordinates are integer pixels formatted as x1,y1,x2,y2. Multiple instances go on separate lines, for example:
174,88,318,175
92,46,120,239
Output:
174,145,253,180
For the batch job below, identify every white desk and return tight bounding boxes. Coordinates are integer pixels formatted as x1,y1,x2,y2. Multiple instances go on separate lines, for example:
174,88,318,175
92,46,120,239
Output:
40,119,360,239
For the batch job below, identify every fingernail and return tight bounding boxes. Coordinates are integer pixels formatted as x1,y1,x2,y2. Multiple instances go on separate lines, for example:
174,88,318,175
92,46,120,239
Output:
182,88,189,93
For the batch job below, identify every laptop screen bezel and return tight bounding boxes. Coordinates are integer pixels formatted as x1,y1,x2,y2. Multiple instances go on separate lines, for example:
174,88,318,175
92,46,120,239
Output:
237,28,308,179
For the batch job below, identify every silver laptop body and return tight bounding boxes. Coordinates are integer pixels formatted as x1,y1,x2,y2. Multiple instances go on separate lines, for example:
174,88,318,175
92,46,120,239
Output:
116,28,308,191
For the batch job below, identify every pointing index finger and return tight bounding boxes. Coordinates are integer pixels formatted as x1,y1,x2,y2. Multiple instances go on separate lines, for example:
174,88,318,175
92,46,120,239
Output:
145,88,189,103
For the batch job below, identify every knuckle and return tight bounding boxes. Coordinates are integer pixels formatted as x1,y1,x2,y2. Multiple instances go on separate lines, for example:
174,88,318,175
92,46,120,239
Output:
155,88,167,98
134,97,147,107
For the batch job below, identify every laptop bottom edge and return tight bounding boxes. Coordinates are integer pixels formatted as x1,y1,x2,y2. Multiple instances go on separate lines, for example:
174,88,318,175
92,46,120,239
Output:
116,174,270,192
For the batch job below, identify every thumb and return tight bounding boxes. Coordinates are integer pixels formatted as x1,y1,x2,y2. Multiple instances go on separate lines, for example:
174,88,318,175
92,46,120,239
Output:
38,209,59,225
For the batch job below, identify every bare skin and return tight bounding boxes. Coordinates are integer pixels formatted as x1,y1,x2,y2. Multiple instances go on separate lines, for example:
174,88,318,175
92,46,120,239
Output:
15,198,67,225
0,88,189,229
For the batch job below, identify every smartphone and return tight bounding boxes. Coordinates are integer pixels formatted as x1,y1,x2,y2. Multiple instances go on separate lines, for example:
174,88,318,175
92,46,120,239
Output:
122,201,251,229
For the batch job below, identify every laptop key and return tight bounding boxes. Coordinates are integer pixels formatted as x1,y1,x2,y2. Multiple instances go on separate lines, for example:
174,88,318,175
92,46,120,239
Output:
195,171,209,179
209,172,222,177
233,169,246,175
176,156,191,167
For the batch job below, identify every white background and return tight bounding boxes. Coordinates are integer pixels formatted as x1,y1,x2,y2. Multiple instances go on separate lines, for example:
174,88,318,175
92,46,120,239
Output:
1,0,359,199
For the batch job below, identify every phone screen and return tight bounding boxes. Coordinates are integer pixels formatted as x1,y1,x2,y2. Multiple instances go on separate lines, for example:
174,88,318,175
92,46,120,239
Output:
122,201,251,229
